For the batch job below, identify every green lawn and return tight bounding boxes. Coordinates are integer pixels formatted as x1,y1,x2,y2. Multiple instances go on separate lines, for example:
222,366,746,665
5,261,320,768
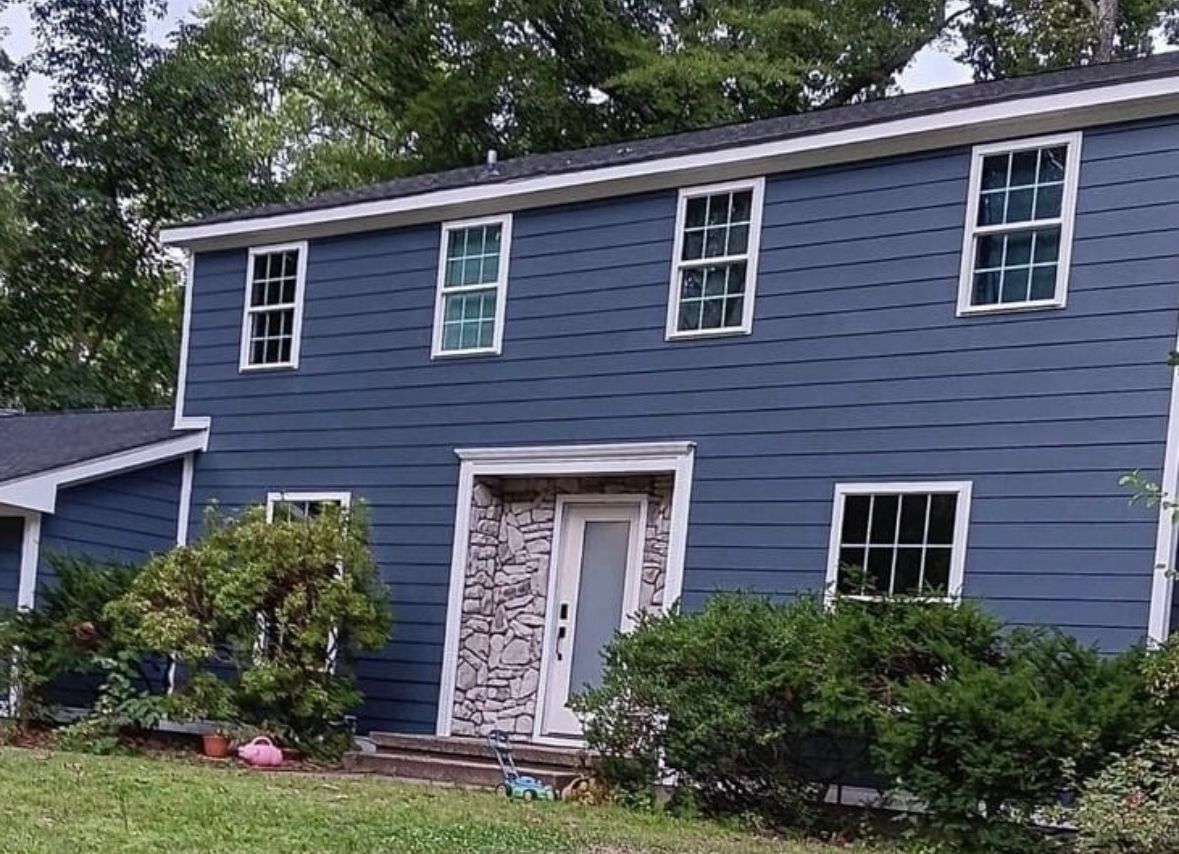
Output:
0,748,864,853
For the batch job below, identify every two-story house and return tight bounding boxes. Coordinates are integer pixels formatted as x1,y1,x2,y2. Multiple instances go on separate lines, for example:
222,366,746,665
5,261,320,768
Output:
5,54,1179,745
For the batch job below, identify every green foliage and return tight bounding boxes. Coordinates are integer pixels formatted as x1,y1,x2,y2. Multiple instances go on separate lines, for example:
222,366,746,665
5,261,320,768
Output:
0,555,144,720
571,593,1006,828
109,502,392,756
0,0,279,411
877,632,1165,851
1069,731,1179,852
576,593,1179,849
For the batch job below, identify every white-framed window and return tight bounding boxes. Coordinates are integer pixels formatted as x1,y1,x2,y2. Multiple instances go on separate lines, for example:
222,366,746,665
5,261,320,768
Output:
824,482,972,603
264,491,352,669
666,177,765,339
239,242,308,371
957,133,1082,316
432,214,512,357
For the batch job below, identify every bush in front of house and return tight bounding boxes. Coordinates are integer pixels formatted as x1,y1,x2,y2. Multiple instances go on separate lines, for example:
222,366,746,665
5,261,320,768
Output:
575,593,1179,850
571,593,1009,828
107,502,393,757
0,555,147,722
876,631,1166,851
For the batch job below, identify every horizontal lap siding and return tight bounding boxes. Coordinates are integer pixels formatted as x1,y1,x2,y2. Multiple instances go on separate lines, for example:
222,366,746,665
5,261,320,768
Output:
39,461,182,586
0,516,22,609
186,117,1179,732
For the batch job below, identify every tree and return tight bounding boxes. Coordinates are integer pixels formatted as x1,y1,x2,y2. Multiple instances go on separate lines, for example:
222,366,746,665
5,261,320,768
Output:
0,0,280,411
955,0,1177,79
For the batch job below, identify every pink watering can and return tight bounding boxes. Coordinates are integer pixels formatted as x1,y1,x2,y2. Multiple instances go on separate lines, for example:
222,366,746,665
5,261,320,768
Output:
237,736,284,768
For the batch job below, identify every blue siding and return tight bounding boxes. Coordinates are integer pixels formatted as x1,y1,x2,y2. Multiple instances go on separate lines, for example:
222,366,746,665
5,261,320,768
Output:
36,461,182,707
0,516,22,610
38,460,183,586
184,117,1179,731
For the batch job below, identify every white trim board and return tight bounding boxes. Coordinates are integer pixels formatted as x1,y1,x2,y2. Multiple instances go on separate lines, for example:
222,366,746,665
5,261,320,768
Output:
161,76,1179,251
431,214,513,358
435,441,696,737
824,481,973,604
1147,320,1179,643
239,241,309,372
665,178,765,340
0,430,209,513
955,132,1083,317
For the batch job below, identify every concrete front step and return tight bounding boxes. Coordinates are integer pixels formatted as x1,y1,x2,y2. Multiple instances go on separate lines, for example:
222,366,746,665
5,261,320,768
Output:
367,732,594,771
343,749,581,790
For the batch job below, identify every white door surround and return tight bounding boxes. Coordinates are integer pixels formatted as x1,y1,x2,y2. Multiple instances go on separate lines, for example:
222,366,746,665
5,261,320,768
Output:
536,496,646,740
435,441,696,738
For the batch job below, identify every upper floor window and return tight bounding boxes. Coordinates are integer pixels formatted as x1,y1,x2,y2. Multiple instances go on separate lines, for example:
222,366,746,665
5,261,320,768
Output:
666,178,764,339
240,243,307,371
958,133,1081,315
432,214,512,357
826,482,972,603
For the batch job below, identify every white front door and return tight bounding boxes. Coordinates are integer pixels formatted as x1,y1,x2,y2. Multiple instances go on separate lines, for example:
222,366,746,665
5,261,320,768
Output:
540,499,645,739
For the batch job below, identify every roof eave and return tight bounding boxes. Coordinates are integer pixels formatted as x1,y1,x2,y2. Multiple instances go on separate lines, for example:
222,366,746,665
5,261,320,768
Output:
0,428,209,513
161,74,1179,252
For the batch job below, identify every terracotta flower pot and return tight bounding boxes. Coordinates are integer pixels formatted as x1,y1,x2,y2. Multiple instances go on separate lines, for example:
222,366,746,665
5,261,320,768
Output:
202,733,231,759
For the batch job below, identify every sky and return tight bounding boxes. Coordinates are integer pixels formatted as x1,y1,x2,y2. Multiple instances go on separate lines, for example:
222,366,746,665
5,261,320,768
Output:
0,0,976,112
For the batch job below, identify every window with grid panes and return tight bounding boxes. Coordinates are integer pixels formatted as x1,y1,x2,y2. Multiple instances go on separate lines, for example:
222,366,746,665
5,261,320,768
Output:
243,247,303,368
961,136,1080,311
435,219,509,354
670,181,762,335
264,493,350,666
834,490,963,599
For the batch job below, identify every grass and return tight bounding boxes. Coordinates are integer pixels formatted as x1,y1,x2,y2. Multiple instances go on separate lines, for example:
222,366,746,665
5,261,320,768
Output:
0,747,868,853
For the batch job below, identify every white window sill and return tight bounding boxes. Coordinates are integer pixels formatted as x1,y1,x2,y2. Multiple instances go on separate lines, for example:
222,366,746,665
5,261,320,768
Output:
956,299,1066,318
666,326,752,342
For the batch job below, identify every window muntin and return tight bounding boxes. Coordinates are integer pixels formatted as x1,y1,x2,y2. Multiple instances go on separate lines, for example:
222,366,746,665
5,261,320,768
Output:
958,134,1081,314
667,178,764,338
264,492,351,668
432,215,511,357
241,244,306,370
827,483,972,602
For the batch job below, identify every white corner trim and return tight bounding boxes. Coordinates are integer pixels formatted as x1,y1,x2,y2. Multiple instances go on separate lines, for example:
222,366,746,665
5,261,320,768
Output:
435,440,696,737
16,511,40,611
0,430,209,514
1148,353,1179,643
161,76,1179,250
431,213,513,358
174,251,196,429
823,481,973,605
238,241,309,372
955,132,1083,317
176,453,195,547
665,177,765,340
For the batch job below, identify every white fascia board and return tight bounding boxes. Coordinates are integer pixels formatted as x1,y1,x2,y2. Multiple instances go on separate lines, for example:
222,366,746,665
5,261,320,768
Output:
161,76,1179,251
0,429,209,513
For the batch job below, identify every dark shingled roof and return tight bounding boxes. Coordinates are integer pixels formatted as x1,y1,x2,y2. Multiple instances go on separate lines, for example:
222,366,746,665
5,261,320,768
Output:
0,409,184,484
183,52,1179,228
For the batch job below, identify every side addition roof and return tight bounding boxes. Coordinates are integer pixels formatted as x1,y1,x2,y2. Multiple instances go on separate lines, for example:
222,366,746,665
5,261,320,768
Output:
0,409,208,513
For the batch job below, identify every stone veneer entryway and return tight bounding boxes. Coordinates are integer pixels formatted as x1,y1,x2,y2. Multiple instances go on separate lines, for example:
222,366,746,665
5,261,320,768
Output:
450,474,672,737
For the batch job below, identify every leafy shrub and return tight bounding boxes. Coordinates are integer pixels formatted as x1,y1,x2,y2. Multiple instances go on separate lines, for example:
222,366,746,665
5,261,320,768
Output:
876,632,1170,852
108,502,392,757
0,555,144,720
1069,731,1179,852
571,593,1006,828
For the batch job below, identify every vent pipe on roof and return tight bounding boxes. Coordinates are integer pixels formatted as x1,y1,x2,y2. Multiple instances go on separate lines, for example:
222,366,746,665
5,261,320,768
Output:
485,149,498,170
